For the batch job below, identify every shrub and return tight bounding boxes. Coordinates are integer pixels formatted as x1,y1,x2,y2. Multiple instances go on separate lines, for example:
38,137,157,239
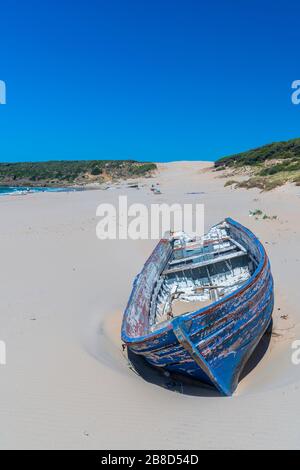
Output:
91,166,102,176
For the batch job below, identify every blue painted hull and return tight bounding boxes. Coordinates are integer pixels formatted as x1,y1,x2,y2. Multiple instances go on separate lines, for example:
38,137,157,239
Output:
121,218,274,396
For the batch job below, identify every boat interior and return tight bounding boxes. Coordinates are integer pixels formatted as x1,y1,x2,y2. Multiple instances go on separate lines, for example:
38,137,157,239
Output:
149,222,258,331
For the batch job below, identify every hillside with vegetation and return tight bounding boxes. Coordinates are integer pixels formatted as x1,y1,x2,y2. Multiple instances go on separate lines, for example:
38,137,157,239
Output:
0,160,157,187
215,138,300,190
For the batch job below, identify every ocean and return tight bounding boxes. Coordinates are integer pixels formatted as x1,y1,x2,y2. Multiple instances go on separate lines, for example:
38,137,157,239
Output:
0,186,77,196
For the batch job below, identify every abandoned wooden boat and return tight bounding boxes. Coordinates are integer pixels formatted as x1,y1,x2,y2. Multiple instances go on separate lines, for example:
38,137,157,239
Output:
121,218,274,396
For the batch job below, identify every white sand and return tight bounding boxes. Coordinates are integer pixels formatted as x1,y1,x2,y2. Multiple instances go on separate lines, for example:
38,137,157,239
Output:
0,162,299,449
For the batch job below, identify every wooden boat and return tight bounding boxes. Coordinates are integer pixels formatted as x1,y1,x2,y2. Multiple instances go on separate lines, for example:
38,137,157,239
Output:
121,218,274,396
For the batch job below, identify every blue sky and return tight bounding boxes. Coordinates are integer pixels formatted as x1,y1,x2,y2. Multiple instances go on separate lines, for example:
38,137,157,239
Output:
0,0,300,162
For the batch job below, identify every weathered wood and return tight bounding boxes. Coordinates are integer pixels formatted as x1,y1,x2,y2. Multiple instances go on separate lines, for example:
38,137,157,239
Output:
121,218,274,396
169,243,237,266
162,250,246,275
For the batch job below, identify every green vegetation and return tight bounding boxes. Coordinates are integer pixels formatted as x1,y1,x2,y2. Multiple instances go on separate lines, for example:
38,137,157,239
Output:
249,209,263,217
293,175,300,186
90,166,102,176
249,209,277,221
224,179,238,187
0,160,157,187
215,138,300,168
215,138,300,190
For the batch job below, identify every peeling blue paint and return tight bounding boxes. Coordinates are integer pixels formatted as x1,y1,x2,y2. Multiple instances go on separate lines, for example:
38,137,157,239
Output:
121,218,274,396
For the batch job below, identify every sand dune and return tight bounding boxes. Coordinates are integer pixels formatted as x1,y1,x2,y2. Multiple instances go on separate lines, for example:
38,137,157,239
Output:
0,162,299,449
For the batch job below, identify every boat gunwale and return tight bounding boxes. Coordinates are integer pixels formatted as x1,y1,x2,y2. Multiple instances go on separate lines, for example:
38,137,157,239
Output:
121,218,268,345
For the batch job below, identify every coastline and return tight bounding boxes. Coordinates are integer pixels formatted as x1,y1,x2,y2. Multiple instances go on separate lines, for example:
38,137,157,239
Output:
0,186,85,196
0,161,299,449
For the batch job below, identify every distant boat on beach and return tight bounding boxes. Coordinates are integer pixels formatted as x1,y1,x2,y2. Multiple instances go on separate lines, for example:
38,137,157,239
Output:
122,218,274,396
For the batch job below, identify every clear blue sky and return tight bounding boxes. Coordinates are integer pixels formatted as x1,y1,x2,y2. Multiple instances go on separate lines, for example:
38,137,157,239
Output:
0,0,300,162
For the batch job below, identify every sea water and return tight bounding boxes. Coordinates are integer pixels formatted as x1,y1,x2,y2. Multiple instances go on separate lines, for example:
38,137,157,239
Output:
0,186,79,196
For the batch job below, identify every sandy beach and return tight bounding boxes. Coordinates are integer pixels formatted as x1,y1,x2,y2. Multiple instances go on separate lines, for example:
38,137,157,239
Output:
0,161,299,449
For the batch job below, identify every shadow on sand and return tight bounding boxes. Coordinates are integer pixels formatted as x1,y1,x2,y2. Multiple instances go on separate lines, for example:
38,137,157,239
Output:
127,320,273,398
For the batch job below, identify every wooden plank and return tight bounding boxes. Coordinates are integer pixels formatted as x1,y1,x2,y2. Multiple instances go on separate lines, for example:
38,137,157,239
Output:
173,236,230,251
170,243,237,266
228,237,247,254
163,250,247,275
